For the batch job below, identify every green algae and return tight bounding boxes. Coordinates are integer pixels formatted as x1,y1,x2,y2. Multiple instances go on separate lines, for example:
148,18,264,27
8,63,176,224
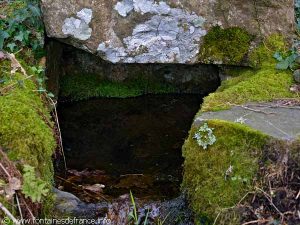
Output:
60,74,176,101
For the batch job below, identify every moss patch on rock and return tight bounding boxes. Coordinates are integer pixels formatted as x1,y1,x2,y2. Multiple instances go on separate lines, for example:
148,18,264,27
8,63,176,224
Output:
60,74,176,101
199,26,253,64
0,59,56,213
182,120,268,220
201,35,297,112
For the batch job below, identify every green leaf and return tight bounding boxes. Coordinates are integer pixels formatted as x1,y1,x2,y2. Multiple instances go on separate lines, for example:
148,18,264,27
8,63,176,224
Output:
273,52,283,61
276,60,290,70
14,31,24,42
47,92,55,98
28,4,41,17
21,165,49,203
6,42,17,52
0,30,9,49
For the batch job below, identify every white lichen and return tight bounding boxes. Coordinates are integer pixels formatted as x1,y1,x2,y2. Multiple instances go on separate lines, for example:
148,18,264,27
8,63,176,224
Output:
62,8,93,41
98,0,207,63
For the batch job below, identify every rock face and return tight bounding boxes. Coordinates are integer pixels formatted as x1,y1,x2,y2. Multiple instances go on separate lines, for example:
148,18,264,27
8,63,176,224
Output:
41,0,294,64
195,102,300,140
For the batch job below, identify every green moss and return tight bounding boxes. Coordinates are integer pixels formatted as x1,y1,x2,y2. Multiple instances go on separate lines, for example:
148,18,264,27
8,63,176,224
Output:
201,35,297,112
182,120,268,219
60,74,176,101
199,26,253,64
249,34,288,68
0,60,56,214
201,67,295,112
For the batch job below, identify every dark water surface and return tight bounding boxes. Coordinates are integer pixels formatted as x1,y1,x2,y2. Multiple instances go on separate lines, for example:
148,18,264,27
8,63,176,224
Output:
57,94,202,201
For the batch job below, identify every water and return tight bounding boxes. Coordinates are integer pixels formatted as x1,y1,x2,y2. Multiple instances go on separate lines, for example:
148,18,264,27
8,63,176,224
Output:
56,94,202,202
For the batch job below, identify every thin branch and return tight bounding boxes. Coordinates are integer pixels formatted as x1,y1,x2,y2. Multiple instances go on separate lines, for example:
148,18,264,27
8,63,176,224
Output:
237,104,276,115
15,194,23,224
0,201,20,225
255,187,284,219
213,192,253,225
47,96,67,171
0,162,11,179
242,218,271,225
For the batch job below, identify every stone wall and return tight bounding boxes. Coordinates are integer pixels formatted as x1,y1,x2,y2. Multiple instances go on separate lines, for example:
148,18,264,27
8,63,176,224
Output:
41,0,294,64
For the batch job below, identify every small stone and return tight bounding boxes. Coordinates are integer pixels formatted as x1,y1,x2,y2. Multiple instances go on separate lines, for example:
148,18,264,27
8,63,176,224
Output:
295,56,300,64
293,69,300,83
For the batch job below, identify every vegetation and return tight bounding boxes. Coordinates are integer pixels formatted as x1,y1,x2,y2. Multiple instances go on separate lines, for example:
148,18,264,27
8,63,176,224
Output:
193,123,216,150
0,0,44,56
22,165,49,203
199,26,253,64
0,0,55,216
183,120,268,220
201,35,298,112
60,74,176,101
0,61,55,186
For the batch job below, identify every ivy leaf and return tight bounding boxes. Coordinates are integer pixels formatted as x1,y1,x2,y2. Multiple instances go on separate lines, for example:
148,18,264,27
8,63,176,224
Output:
47,92,55,98
276,60,289,70
0,30,9,49
14,31,24,42
6,42,16,52
273,52,283,61
28,4,41,17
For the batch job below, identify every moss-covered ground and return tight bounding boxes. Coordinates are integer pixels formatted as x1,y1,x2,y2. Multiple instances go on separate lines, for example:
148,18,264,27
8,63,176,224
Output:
201,35,299,112
0,56,56,214
60,73,176,101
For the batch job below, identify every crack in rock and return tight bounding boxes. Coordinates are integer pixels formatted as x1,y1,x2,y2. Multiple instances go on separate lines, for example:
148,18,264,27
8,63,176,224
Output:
99,0,206,63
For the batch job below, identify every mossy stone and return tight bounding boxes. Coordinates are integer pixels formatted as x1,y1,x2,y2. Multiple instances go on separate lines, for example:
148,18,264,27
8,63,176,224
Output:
199,26,253,65
293,69,300,83
0,59,56,216
201,35,297,112
182,120,268,220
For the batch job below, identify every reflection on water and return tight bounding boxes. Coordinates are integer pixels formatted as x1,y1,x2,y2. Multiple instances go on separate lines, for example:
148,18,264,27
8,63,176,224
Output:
57,94,202,201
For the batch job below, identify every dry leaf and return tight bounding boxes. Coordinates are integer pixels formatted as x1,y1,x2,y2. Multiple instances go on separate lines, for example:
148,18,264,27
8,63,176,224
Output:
82,184,105,193
4,177,21,199
0,51,6,61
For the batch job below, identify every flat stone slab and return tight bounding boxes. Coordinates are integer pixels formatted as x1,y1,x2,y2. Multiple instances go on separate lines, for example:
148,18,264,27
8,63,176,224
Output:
195,102,300,140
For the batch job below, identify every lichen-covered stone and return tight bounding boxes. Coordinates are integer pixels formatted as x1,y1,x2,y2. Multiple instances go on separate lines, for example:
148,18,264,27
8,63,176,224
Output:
41,0,294,64
62,8,92,41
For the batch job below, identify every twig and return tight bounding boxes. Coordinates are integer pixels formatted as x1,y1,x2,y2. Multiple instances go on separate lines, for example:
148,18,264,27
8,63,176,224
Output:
242,218,270,225
20,195,35,221
213,192,253,225
0,162,11,179
15,193,24,224
47,96,67,172
0,75,34,94
55,175,109,202
296,190,300,200
0,201,20,225
238,105,276,115
255,187,284,219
